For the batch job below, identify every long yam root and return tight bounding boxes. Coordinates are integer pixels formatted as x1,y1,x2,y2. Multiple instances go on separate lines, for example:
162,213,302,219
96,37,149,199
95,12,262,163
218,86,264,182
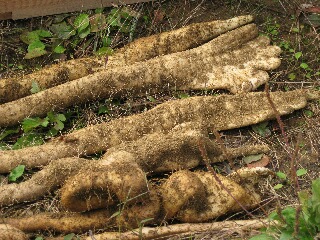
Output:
0,23,283,127
0,125,268,207
3,168,271,233
0,16,253,104
0,224,28,240
0,89,318,173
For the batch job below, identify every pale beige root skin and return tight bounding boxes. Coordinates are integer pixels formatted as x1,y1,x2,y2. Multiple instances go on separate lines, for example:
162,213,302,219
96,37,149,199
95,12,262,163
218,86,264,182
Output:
0,224,28,240
3,168,271,234
60,158,149,212
161,169,272,223
89,219,270,240
0,89,317,174
0,15,253,104
0,125,268,208
0,23,275,127
0,157,85,207
3,209,113,233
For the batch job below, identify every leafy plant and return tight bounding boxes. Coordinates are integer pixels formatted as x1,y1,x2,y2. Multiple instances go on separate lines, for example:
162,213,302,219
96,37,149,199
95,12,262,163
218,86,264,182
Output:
251,121,271,137
251,177,320,240
8,165,25,182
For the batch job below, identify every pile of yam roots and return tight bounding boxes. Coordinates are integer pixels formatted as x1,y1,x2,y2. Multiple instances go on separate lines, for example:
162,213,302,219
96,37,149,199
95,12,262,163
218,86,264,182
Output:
0,15,319,240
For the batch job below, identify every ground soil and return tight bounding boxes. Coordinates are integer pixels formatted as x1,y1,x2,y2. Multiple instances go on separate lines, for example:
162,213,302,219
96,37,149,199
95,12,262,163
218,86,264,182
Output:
0,0,320,239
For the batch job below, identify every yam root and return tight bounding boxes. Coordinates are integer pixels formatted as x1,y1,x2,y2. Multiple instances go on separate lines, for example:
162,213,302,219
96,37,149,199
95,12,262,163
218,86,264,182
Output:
89,219,271,240
0,125,268,207
0,89,318,174
0,224,28,240
0,23,283,127
3,168,271,233
0,16,253,104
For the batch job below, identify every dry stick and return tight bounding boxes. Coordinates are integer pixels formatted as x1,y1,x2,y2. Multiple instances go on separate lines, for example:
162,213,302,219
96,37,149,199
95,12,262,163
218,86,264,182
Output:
198,139,260,222
211,130,269,217
0,15,254,104
0,89,318,174
88,219,272,240
264,84,299,189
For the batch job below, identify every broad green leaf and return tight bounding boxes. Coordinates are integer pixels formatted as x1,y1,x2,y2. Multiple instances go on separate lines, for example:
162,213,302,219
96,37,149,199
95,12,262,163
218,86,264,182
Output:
281,207,296,226
25,48,47,59
252,121,271,137
22,117,49,132
8,165,25,182
288,72,296,81
243,154,263,164
54,45,66,53
28,40,46,51
74,13,90,32
20,31,40,44
54,120,64,131
296,168,307,177
279,230,294,240
304,110,314,117
13,134,44,149
300,62,309,69
98,105,109,115
249,233,275,240
274,184,283,190
0,128,19,141
35,29,52,38
64,233,75,240
95,46,113,56
31,81,41,94
47,128,59,137
90,13,106,32
276,171,287,180
51,21,76,40
78,25,91,38
35,237,44,240
56,114,66,122
294,52,302,60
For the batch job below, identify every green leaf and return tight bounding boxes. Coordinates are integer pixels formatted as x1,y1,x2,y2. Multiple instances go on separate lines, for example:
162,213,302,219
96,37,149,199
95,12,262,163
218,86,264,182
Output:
139,218,153,225
74,14,90,33
304,110,314,118
296,168,307,177
95,46,114,56
300,62,309,69
276,171,287,180
13,134,43,149
28,40,46,51
35,237,44,240
243,154,263,164
64,233,75,240
54,120,64,131
22,117,49,132
249,233,275,240
47,128,59,137
110,210,121,219
251,121,271,137
57,114,66,122
178,93,189,99
51,21,76,40
31,81,41,94
25,48,47,59
288,73,296,81
274,184,283,190
147,96,156,102
20,31,40,44
0,128,19,141
54,45,66,53
35,29,52,38
8,165,25,182
294,52,302,60
90,13,106,32
78,25,91,38
98,105,109,115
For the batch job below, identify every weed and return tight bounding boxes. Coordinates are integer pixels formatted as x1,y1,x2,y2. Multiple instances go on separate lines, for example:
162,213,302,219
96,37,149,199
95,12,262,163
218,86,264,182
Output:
251,177,320,240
